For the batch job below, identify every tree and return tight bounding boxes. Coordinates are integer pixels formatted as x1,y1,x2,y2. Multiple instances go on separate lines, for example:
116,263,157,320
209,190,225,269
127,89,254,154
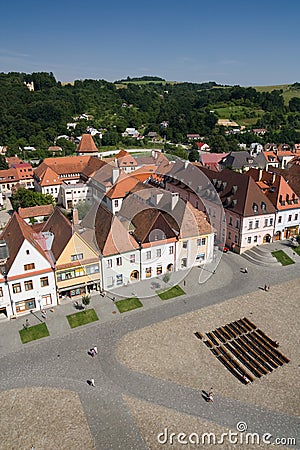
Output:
81,294,91,310
188,149,199,162
209,134,229,153
0,155,8,170
11,188,55,211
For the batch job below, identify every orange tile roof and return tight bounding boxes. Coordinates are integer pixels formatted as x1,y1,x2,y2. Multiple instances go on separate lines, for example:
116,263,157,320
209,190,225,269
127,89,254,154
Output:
106,173,143,199
115,149,129,159
117,154,138,167
35,156,106,185
76,134,99,153
18,204,54,219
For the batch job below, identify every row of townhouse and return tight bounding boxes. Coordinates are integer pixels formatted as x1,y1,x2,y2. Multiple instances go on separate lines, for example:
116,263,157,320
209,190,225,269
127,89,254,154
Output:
0,181,214,319
162,160,300,254
0,208,101,319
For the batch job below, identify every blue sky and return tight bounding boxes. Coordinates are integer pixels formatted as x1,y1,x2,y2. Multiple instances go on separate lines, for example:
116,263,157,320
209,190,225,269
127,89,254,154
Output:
1,0,299,86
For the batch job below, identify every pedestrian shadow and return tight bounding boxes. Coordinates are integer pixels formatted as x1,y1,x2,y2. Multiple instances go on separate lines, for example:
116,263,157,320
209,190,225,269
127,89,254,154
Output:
201,390,211,402
87,380,93,386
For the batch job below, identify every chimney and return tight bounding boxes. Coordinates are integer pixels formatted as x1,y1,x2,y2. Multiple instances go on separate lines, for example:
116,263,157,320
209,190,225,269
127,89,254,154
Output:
258,169,263,181
171,192,179,210
112,168,119,184
150,191,163,206
72,208,79,225
272,173,276,184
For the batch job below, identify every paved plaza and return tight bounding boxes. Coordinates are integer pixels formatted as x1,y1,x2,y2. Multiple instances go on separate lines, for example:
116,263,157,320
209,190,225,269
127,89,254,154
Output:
0,242,299,449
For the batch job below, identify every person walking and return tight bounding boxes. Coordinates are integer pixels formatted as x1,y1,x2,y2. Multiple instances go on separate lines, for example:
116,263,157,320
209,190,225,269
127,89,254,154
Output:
93,346,98,355
244,267,248,273
90,378,95,387
90,348,95,357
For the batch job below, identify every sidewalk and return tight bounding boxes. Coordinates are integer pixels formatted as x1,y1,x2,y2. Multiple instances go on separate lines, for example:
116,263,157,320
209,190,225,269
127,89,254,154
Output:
0,245,299,357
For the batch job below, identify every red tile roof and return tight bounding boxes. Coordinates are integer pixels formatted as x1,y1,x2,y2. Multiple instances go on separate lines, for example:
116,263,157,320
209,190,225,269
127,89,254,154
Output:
18,204,54,219
76,134,99,153
106,173,144,199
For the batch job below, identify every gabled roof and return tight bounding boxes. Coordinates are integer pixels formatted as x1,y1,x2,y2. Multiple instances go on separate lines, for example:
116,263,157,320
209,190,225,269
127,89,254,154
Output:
41,207,73,260
115,149,129,159
180,202,213,238
117,154,138,167
18,204,54,219
248,168,300,210
0,213,53,272
131,208,178,244
35,156,106,184
76,134,99,153
106,173,144,199
196,167,276,217
95,204,139,256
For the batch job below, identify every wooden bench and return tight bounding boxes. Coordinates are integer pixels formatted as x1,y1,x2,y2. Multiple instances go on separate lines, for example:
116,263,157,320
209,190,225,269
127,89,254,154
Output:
206,332,219,346
231,340,267,376
235,319,249,333
242,317,257,330
217,327,231,340
211,330,224,345
252,331,288,364
204,339,213,349
239,335,274,372
235,338,269,375
247,333,280,368
225,342,262,378
194,331,203,340
224,325,237,339
218,345,255,382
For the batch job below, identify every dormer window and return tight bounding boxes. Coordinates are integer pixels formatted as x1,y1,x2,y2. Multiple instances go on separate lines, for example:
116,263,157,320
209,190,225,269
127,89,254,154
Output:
261,202,266,211
253,203,258,213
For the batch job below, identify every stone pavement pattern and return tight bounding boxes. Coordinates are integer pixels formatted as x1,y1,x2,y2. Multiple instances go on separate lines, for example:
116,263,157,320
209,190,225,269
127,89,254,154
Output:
0,245,299,449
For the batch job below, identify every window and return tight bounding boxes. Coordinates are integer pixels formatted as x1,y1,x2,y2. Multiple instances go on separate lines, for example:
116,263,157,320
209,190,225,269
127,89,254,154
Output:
86,264,99,275
116,274,123,285
255,220,259,229
25,280,33,291
278,216,282,224
15,298,36,313
261,202,266,211
0,287,3,296
234,235,238,243
146,251,151,260
249,221,253,230
229,216,233,226
130,254,135,263
26,250,30,255
12,283,21,293
71,253,83,261
169,246,174,254
145,267,152,278
156,265,162,275
156,249,161,257
107,276,114,287
235,220,239,229
40,277,49,287
116,257,122,266
288,215,292,222
253,203,258,213
254,235,258,243
247,237,252,244
196,253,205,262
107,259,112,268
228,231,231,240
264,219,268,227
24,263,35,271
182,241,188,249
114,200,119,207
269,218,273,226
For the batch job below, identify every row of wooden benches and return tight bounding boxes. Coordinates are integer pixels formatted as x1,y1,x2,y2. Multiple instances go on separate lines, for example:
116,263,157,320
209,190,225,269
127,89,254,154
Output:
195,317,289,382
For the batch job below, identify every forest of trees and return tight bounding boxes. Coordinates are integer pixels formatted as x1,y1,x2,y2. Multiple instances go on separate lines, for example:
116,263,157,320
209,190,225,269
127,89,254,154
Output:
0,72,300,158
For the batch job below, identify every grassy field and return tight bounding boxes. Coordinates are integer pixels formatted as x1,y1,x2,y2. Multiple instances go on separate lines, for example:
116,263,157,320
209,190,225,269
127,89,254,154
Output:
271,250,295,266
157,285,186,300
214,105,264,126
66,309,99,328
252,84,300,105
116,297,143,313
19,322,50,344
